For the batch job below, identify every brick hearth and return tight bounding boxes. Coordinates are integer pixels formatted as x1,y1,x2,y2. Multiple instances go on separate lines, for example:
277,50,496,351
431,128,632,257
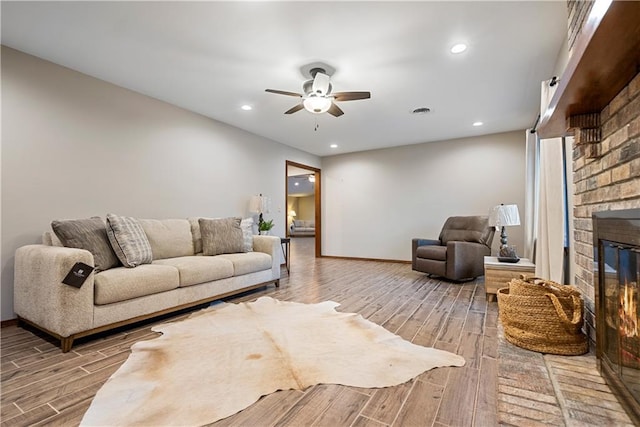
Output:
497,326,634,426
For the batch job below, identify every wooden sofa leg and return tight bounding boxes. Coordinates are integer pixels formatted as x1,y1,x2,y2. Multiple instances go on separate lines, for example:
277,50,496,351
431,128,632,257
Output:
61,336,74,353
275,279,280,288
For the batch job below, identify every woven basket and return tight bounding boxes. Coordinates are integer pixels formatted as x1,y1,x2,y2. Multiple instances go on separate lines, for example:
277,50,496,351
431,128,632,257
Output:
509,275,582,299
497,287,588,355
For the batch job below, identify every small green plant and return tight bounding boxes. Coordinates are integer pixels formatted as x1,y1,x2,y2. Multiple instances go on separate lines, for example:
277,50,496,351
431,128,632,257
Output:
258,219,274,232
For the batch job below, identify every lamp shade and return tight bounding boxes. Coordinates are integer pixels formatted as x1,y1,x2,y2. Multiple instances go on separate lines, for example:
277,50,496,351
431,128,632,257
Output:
249,195,270,214
289,210,297,217
489,204,520,227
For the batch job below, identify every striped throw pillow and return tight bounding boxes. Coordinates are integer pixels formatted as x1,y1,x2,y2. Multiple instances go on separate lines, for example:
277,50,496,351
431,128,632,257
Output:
106,214,153,268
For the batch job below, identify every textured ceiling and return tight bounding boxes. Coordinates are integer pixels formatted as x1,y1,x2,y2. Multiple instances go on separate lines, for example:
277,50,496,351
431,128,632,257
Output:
1,1,568,157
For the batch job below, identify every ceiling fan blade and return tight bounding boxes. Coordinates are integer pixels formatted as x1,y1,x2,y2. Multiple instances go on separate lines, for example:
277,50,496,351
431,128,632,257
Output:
284,103,305,114
332,91,371,102
312,72,331,95
327,103,344,117
265,89,303,98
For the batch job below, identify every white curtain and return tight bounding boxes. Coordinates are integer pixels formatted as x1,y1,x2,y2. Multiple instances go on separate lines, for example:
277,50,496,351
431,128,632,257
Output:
523,130,539,260
534,138,566,282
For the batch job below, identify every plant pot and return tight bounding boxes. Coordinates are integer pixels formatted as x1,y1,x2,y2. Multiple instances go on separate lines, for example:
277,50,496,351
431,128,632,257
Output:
259,230,270,236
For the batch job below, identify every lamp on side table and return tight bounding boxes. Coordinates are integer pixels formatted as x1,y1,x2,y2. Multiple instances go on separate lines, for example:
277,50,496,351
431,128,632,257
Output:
489,203,521,262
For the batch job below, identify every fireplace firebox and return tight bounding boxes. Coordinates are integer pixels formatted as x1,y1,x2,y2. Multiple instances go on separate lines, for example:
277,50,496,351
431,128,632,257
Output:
593,209,640,424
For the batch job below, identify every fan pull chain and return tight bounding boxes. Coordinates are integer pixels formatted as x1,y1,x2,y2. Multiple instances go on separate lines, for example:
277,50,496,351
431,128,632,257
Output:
314,119,319,132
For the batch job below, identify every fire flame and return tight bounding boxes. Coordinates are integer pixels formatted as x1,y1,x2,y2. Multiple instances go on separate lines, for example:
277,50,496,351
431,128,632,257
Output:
619,281,638,338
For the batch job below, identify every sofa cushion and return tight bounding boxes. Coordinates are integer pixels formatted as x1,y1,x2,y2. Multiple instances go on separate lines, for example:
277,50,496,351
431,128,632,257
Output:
416,245,447,261
138,218,194,260
106,214,153,268
51,217,120,272
153,256,234,287
94,264,179,305
200,217,244,256
217,252,273,276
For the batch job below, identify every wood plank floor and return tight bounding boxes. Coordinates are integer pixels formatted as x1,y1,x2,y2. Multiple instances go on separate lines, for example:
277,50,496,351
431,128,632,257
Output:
0,238,632,426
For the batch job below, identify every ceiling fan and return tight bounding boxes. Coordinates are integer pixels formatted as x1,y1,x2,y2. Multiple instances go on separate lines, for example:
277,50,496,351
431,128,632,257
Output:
265,67,371,117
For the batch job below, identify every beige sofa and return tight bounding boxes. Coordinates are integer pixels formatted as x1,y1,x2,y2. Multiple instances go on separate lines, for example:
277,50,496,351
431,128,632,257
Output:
290,219,315,236
14,217,280,352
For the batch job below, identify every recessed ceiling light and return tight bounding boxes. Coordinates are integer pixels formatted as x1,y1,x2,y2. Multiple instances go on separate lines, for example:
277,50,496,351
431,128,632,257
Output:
294,182,299,186
330,144,338,148
241,105,252,111
450,43,467,54
473,121,483,126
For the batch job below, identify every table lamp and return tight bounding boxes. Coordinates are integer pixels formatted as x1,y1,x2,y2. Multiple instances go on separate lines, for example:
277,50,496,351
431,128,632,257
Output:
489,203,521,262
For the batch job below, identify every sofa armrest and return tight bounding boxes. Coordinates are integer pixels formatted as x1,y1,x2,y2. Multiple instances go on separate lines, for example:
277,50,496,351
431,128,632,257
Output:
14,245,96,338
252,236,281,281
445,241,491,280
411,238,441,269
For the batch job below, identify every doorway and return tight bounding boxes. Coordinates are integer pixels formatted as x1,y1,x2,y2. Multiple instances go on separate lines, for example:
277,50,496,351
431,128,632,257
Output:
286,161,321,258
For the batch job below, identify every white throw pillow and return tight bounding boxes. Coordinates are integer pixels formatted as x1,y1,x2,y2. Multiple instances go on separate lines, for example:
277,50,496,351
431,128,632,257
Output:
240,218,254,252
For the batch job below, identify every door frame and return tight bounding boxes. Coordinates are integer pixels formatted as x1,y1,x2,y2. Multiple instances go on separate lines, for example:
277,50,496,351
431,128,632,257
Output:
286,160,321,258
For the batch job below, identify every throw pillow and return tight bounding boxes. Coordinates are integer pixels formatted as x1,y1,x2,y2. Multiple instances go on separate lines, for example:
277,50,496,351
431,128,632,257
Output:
240,218,254,252
199,217,244,256
106,213,153,268
51,217,120,272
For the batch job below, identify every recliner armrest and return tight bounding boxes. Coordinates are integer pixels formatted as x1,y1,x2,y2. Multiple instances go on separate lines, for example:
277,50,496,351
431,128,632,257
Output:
445,241,491,280
411,238,441,269
414,238,441,247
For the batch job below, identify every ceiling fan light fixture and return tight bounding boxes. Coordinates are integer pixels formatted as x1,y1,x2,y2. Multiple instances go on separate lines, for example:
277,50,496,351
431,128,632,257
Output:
303,95,332,114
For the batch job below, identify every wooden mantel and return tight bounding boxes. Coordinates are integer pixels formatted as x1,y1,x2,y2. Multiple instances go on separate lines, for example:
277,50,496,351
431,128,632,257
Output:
537,0,640,138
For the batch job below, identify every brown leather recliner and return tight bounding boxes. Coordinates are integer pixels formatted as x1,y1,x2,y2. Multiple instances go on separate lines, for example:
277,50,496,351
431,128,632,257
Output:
412,216,495,281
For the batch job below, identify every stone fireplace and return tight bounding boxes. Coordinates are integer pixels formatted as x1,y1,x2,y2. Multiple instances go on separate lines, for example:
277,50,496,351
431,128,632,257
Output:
593,209,640,423
535,1,640,423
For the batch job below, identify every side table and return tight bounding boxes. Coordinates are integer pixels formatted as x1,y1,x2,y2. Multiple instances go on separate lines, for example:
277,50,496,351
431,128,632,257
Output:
484,256,535,302
280,237,290,274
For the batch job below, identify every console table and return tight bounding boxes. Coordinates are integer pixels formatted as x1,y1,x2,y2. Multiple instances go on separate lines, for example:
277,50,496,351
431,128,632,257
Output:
484,256,535,302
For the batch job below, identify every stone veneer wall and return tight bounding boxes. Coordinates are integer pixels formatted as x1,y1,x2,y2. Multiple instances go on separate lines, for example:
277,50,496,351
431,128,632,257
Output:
572,72,640,341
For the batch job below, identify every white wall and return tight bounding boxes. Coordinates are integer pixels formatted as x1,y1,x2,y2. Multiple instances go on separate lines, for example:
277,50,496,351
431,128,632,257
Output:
0,47,320,320
322,131,526,261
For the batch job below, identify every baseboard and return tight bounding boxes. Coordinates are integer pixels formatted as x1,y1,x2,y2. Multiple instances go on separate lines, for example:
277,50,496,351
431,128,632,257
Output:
1,318,18,328
321,255,410,264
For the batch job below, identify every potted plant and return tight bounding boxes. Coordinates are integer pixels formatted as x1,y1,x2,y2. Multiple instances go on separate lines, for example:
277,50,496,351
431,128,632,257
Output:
258,218,274,235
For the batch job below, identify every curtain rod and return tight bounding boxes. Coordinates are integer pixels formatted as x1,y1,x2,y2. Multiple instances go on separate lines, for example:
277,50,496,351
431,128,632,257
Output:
530,114,540,134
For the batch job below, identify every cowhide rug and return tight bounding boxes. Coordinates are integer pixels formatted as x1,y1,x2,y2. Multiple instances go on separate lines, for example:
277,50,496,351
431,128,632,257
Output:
81,297,465,426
